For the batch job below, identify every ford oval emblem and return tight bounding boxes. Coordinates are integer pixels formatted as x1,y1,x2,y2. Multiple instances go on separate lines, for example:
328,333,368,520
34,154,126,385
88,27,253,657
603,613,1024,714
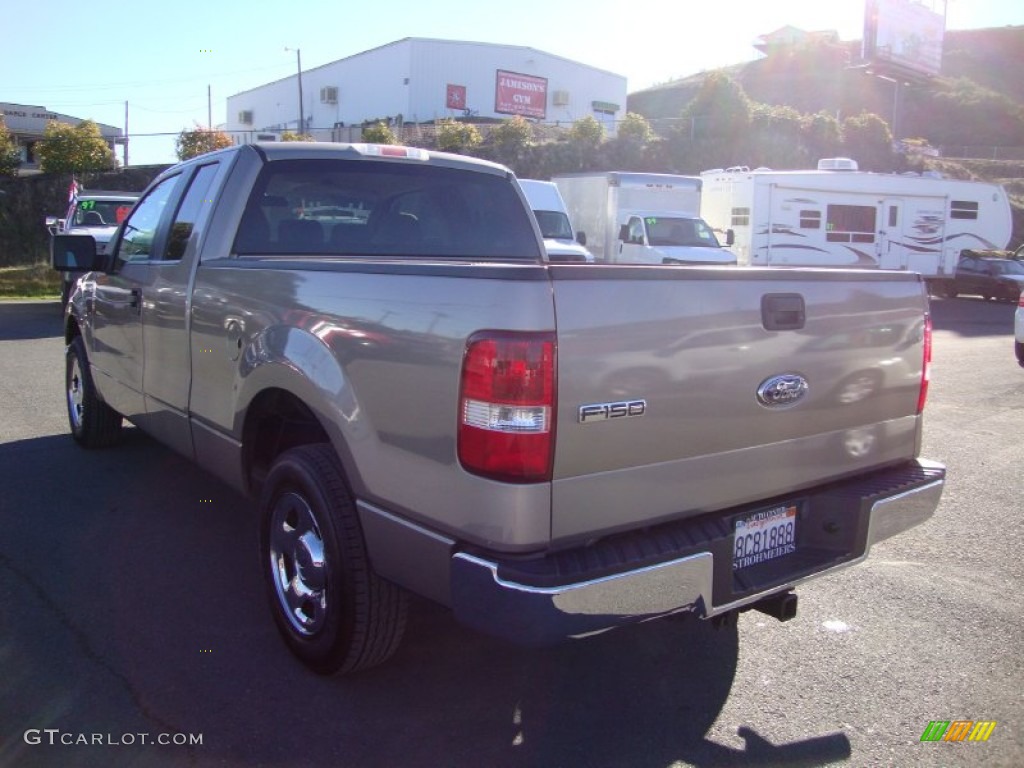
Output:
757,374,809,409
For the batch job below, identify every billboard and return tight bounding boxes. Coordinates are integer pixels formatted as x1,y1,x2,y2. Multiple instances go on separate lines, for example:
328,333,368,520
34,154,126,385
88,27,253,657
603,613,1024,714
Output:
494,70,548,120
863,0,945,78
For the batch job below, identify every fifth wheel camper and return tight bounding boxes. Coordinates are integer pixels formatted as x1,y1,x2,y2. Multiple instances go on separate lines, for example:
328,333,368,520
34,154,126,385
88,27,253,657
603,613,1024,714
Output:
700,159,1012,292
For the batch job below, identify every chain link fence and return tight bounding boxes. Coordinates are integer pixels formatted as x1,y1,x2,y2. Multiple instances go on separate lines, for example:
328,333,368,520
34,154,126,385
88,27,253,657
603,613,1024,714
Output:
940,146,1024,161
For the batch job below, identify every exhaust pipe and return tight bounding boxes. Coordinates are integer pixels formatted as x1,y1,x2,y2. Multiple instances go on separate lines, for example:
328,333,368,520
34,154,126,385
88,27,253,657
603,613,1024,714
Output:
752,591,798,622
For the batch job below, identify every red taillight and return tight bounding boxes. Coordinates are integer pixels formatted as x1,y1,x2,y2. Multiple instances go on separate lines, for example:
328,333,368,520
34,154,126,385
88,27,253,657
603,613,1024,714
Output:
917,314,932,414
458,332,556,483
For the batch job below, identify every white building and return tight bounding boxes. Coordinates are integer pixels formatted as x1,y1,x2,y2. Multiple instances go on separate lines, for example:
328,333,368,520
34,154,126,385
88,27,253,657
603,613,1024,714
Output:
226,38,627,143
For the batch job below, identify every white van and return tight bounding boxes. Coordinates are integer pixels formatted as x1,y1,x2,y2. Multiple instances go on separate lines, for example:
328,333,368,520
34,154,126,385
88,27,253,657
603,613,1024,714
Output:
518,179,594,262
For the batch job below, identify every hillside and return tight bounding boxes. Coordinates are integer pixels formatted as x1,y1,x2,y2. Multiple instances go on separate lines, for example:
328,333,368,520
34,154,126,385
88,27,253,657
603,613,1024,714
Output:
628,25,1024,150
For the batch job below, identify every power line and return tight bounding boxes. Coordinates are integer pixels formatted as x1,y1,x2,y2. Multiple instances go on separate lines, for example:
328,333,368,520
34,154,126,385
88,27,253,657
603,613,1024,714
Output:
3,62,296,94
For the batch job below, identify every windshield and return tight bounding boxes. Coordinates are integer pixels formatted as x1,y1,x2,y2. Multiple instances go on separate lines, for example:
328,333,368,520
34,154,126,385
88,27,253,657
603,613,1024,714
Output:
534,210,574,240
992,260,1024,276
72,199,135,227
645,216,721,248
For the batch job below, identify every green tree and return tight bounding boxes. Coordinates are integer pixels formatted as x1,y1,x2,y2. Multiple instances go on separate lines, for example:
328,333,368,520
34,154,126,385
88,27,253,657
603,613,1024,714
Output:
603,112,655,170
681,72,751,145
802,111,843,162
175,125,234,160
917,77,1024,147
0,118,20,177
545,116,606,174
488,116,533,165
841,112,895,171
617,112,654,144
436,119,482,154
361,121,399,144
749,103,808,168
678,72,752,169
280,131,314,142
567,115,605,151
36,120,116,173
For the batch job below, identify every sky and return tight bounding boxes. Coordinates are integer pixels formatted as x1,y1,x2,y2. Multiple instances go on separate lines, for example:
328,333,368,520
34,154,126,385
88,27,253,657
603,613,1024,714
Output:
4,0,1020,166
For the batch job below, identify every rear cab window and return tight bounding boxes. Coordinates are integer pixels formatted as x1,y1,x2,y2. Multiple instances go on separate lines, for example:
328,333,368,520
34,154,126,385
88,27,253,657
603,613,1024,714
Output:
233,159,542,261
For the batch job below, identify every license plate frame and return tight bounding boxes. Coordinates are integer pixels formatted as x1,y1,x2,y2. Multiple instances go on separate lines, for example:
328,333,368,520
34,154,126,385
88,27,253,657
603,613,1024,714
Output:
732,502,800,571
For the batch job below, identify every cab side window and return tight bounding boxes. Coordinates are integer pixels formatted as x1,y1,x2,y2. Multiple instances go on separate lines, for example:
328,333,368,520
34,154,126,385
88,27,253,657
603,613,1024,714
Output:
117,175,180,263
164,164,220,261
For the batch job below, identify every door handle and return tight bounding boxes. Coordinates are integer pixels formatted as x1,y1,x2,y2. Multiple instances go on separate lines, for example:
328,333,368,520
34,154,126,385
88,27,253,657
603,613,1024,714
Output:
129,288,141,313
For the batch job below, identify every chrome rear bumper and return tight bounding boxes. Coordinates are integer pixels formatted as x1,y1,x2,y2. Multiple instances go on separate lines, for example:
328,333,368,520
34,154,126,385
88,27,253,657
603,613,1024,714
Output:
450,459,945,645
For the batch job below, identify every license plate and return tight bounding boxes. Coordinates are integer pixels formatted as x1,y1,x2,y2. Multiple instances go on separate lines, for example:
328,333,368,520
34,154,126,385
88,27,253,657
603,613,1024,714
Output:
733,503,798,570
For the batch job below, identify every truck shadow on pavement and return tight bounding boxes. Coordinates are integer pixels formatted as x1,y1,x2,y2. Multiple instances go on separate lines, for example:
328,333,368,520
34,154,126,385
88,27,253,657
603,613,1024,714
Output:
0,300,64,342
928,295,1017,337
1,433,851,768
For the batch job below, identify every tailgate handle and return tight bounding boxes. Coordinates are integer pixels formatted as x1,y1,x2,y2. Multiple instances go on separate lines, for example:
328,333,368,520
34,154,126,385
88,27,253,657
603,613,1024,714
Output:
762,293,805,331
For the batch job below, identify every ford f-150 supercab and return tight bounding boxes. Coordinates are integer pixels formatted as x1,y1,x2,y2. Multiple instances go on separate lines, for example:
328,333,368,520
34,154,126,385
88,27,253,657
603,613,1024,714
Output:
52,142,945,676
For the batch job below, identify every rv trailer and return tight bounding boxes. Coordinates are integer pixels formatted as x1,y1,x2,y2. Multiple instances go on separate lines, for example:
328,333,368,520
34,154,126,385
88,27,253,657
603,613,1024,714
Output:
700,159,1012,291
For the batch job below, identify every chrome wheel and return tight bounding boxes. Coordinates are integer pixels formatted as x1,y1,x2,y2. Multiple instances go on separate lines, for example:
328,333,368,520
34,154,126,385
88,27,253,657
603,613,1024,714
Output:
67,354,86,431
259,444,408,674
268,491,329,636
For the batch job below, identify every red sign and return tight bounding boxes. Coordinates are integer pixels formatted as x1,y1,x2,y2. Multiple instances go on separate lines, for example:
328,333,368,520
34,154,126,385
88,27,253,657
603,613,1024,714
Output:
446,84,467,111
494,70,547,120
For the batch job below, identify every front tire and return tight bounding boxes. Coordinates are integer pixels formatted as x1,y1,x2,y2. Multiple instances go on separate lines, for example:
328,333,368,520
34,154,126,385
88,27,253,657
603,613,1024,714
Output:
260,444,408,675
66,336,123,448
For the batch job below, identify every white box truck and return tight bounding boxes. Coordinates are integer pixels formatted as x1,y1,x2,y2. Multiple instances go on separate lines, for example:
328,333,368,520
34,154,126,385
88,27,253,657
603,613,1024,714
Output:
553,172,736,265
700,159,1012,291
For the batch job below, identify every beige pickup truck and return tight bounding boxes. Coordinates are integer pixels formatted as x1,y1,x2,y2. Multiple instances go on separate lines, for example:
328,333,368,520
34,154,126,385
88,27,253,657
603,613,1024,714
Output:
52,143,945,675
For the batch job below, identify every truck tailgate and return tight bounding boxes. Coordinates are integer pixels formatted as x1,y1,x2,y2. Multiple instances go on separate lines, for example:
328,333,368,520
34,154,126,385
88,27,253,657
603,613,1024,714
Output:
549,265,928,545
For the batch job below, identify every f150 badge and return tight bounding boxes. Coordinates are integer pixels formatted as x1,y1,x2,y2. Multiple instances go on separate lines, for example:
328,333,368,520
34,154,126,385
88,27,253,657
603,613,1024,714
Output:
578,399,647,424
757,374,808,408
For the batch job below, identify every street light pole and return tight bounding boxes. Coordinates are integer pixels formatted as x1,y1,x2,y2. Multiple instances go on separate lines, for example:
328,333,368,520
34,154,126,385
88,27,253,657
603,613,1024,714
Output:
285,47,304,133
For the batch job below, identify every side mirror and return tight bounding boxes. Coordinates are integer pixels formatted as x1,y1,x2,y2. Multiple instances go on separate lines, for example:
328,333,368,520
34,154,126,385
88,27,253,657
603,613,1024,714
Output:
618,224,630,242
51,234,107,272
576,231,587,246
45,216,58,227
726,228,735,246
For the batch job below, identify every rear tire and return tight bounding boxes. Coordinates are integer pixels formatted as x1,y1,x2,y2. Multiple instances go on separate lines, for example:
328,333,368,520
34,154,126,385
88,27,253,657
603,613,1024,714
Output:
260,444,408,675
66,336,123,448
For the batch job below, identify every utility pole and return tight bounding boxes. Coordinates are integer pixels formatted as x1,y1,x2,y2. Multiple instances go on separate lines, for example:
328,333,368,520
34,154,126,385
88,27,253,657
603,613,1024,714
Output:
208,84,212,129
285,47,304,132
124,100,129,167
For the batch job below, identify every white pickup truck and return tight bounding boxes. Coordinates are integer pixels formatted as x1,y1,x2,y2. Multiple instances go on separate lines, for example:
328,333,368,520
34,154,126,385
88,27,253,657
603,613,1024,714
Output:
52,143,945,676
47,191,138,305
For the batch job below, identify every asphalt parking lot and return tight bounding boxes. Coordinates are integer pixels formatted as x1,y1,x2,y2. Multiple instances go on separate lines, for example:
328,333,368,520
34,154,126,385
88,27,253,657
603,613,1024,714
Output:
0,296,1021,768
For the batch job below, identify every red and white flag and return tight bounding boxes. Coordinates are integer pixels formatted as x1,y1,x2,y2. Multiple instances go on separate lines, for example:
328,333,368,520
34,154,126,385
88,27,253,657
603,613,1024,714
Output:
68,178,81,204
